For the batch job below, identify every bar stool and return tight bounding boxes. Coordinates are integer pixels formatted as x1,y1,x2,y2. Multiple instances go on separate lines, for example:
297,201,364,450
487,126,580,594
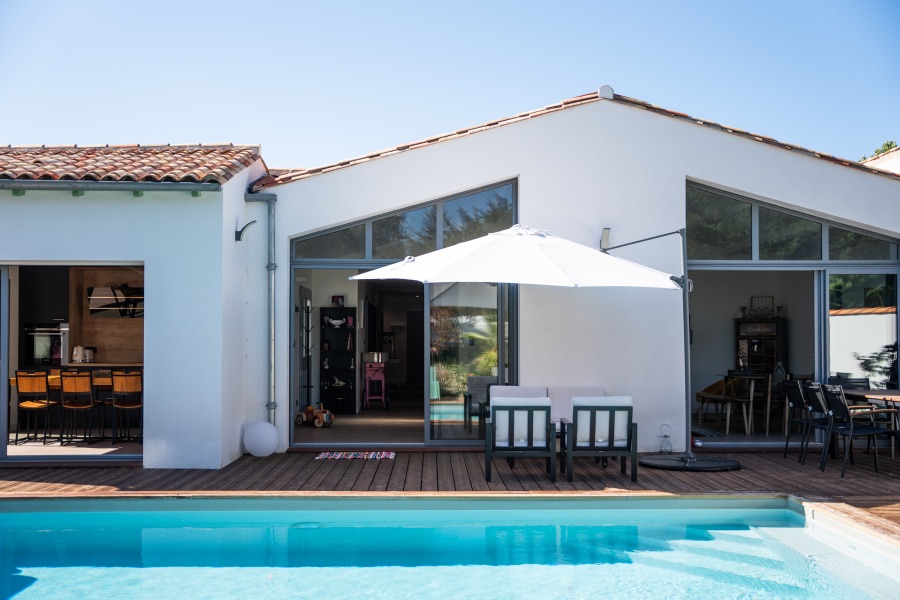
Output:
14,371,59,444
111,371,143,443
92,369,114,438
60,371,100,443
364,362,388,409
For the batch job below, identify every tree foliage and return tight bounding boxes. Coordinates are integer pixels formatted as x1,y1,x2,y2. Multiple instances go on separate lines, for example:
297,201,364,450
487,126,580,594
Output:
860,140,897,161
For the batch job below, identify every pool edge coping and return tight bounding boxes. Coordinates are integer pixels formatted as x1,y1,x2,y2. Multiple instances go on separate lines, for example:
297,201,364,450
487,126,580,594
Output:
0,490,897,547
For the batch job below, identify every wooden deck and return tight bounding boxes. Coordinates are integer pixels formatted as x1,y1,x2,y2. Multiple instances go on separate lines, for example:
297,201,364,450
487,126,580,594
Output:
1,449,899,532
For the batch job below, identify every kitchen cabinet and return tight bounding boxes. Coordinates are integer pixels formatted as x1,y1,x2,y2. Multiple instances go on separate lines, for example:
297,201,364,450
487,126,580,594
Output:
735,318,787,374
19,266,69,323
320,307,357,414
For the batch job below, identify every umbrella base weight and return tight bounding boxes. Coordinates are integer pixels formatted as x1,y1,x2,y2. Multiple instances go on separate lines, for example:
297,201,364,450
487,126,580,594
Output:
640,453,741,472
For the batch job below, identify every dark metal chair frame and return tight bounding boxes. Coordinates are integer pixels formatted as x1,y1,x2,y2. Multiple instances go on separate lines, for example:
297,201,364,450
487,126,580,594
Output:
485,400,556,482
560,402,637,483
783,380,828,464
818,384,894,477
60,371,101,444
14,371,59,444
110,371,143,444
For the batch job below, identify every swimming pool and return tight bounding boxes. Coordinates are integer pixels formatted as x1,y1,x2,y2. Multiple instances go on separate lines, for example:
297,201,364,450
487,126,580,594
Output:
1,496,897,599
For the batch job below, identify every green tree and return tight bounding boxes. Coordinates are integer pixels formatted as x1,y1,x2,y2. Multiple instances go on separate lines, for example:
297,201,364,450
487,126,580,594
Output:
860,140,896,161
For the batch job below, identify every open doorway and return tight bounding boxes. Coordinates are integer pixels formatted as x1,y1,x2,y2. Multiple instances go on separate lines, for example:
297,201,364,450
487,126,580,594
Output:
291,270,430,447
3,265,144,461
689,270,816,448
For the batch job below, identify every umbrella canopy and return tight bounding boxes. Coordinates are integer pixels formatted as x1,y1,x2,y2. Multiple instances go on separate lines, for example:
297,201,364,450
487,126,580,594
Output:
351,224,680,290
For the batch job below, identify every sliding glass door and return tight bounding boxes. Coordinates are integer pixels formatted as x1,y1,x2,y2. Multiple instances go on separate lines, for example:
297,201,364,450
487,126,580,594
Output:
427,282,507,442
828,272,898,388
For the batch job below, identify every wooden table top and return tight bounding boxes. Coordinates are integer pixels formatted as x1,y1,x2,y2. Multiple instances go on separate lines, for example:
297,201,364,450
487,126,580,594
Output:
843,388,900,401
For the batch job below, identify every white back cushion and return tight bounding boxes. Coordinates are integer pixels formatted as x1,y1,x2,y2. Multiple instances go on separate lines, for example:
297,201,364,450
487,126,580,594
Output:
571,396,632,447
492,397,551,446
548,385,607,424
490,385,548,399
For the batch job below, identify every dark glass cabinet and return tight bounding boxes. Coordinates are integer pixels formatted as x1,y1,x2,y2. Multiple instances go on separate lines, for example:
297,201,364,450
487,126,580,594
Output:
735,319,787,374
320,307,357,414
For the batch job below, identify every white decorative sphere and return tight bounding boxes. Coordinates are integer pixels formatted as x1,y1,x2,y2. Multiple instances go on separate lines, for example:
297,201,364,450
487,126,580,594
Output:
243,421,279,457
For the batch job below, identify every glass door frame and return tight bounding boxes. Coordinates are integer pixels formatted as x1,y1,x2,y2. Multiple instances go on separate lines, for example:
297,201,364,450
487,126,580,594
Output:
423,282,517,446
0,265,7,459
820,266,900,386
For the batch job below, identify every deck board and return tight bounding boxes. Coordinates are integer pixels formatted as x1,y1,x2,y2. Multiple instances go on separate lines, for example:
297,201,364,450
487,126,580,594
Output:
1,449,899,530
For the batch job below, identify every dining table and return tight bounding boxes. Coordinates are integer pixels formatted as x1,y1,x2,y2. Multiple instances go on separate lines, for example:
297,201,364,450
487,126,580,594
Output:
841,388,900,458
720,374,773,435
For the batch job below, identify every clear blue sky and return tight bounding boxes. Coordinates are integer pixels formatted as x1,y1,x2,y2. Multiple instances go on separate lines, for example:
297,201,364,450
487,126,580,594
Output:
1,0,897,169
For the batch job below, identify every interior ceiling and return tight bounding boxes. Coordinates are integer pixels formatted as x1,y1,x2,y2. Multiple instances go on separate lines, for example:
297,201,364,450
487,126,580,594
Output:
364,279,423,298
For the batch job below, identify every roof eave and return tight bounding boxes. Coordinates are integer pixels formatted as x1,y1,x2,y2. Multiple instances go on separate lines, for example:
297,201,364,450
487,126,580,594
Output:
0,179,222,193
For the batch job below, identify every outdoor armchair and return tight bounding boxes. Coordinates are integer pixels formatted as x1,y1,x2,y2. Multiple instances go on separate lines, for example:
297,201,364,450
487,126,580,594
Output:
485,397,556,482
559,396,637,483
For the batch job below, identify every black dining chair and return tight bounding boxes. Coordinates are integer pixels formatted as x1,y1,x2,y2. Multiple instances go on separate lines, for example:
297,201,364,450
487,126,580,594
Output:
783,380,828,464
818,385,893,477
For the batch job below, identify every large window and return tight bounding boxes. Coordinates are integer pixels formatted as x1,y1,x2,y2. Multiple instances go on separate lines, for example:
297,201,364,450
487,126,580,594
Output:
293,224,366,260
830,228,895,261
759,207,821,260
686,186,751,260
687,183,897,263
373,205,436,259
292,181,515,262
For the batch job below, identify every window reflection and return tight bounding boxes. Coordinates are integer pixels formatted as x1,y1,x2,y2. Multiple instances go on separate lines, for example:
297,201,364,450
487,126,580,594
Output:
443,184,514,248
292,225,365,260
686,186,751,260
829,274,898,388
429,282,499,441
829,228,895,260
373,206,436,259
759,208,821,260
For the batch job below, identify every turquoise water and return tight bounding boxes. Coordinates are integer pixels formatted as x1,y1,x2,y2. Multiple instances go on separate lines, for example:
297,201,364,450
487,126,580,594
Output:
1,497,896,599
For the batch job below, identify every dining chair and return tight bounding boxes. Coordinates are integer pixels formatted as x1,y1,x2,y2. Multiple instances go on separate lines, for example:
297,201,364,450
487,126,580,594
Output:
782,380,828,463
14,371,59,444
818,385,893,477
110,371,143,444
60,371,99,443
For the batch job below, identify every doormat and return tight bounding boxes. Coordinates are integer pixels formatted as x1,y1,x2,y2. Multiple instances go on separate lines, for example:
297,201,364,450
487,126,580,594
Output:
315,451,396,460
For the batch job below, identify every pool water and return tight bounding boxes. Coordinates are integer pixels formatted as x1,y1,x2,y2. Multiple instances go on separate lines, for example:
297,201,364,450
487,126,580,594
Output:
1,497,897,599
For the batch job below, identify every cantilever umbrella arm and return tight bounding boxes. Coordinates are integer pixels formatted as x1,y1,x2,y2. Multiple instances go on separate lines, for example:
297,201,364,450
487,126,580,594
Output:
605,228,695,460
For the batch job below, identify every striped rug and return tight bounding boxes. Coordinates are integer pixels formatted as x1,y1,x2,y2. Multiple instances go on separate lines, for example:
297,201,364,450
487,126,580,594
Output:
315,451,396,460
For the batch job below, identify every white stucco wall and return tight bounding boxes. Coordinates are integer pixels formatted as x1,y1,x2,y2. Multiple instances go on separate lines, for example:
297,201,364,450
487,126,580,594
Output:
221,164,271,465
0,158,268,468
269,98,900,453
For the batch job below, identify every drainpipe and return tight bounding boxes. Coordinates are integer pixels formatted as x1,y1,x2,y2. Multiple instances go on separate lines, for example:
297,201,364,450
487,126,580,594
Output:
245,192,278,425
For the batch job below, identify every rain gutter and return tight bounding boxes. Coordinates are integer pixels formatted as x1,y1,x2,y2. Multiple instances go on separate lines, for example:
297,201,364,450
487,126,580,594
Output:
244,191,278,425
0,180,221,193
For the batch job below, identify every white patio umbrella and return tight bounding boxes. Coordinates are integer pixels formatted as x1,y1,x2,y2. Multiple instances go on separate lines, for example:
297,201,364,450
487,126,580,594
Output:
351,224,737,472
351,224,680,290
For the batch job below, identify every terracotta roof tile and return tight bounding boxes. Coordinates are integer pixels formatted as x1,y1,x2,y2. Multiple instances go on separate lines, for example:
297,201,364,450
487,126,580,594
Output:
251,89,900,190
1,144,261,186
